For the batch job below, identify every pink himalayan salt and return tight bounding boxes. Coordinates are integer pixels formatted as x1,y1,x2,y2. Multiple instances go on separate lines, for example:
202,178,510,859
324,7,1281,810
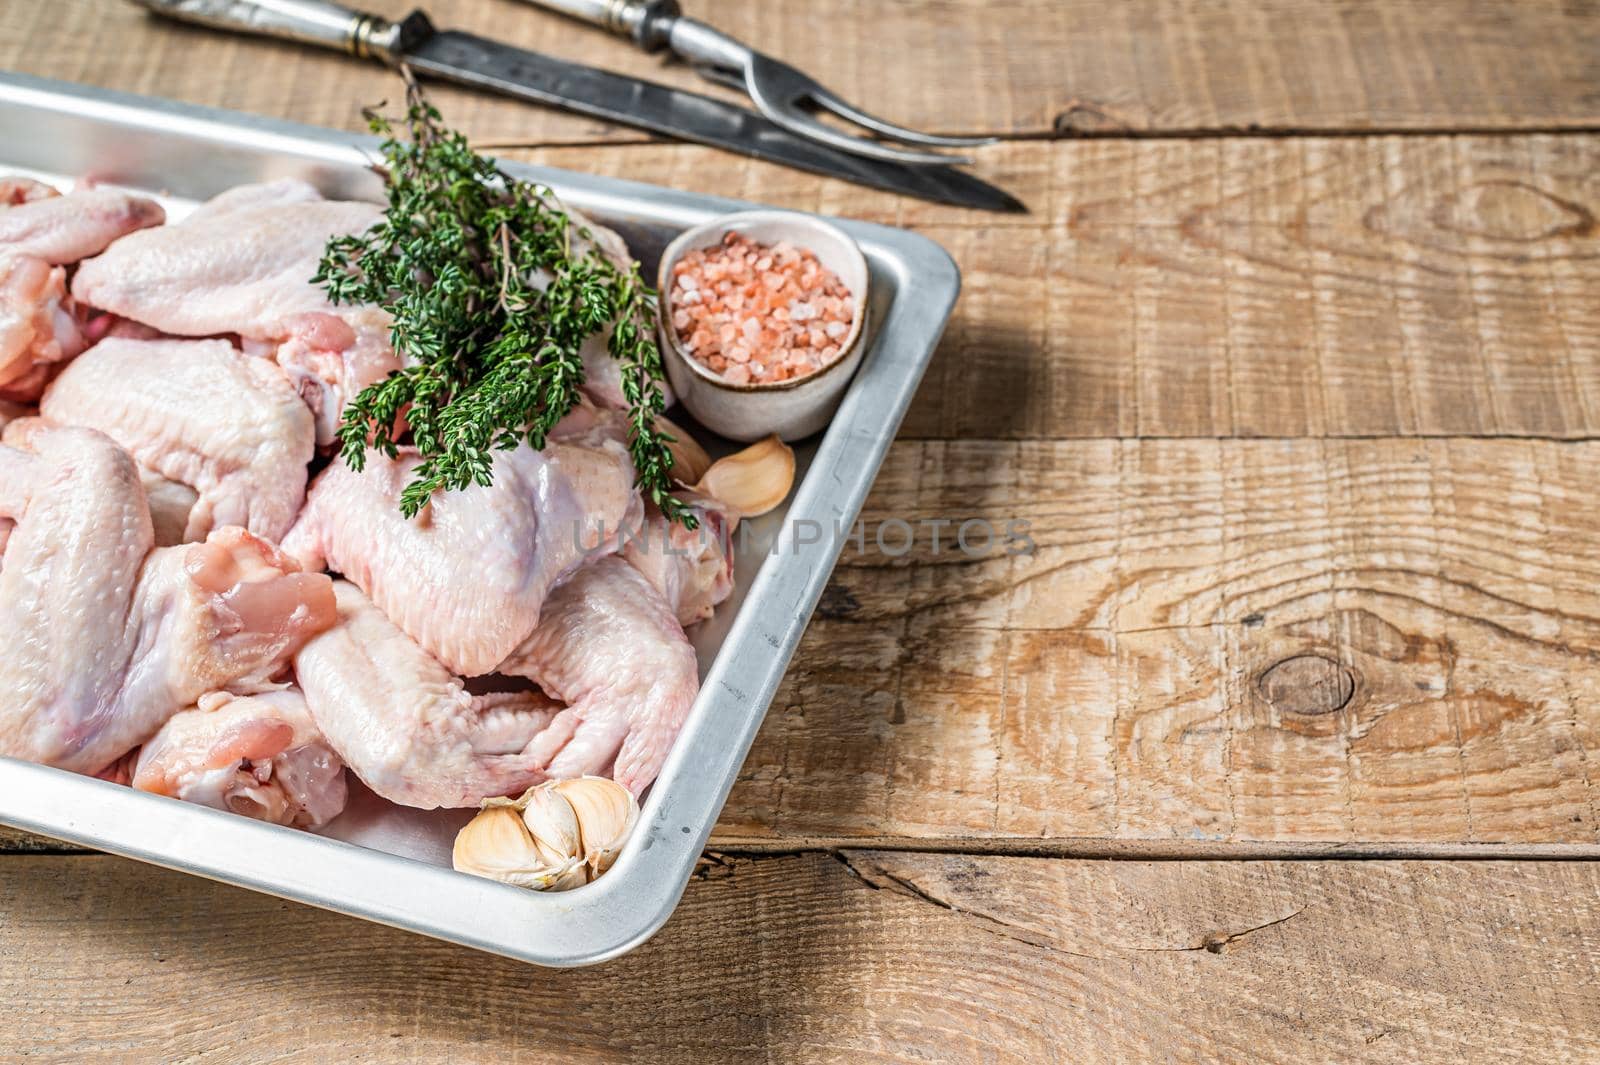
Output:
669,230,856,386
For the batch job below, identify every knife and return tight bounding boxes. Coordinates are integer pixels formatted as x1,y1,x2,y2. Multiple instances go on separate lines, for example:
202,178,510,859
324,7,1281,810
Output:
129,0,1026,213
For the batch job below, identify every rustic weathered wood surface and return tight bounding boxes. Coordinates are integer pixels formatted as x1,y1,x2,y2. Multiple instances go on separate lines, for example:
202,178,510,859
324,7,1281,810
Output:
2,853,1597,1063
4,0,1597,139
3,0,1600,1059
724,437,1600,849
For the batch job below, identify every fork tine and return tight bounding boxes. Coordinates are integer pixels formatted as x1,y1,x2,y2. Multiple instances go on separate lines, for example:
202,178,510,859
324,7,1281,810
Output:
761,101,975,166
809,87,997,150
688,59,963,164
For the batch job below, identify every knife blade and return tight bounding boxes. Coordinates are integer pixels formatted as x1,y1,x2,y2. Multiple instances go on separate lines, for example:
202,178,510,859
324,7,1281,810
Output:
128,1,1025,213
402,29,1025,213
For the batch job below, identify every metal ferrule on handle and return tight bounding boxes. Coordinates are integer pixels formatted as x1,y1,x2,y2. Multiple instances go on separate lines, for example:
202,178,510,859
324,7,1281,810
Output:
519,0,680,50
128,0,408,61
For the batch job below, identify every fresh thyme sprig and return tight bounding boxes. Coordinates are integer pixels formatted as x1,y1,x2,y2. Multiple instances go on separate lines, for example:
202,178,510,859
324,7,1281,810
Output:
315,81,692,526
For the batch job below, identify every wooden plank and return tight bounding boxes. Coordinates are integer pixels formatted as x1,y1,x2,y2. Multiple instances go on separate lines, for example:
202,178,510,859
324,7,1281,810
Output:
485,134,1600,440
4,1,1596,141
0,852,1594,1062
718,437,1600,848
0,827,74,853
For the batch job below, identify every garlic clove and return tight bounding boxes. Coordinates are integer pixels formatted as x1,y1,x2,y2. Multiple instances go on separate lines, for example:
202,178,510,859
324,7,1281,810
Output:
556,776,641,877
540,856,591,892
452,804,582,890
691,434,795,518
519,784,582,868
657,413,712,485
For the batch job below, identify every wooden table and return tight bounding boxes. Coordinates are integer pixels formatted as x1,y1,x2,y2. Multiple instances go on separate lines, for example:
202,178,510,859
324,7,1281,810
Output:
3,2,1599,1060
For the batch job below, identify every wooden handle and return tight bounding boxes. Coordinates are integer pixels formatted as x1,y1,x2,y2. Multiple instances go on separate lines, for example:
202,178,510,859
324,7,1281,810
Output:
516,0,680,50
128,0,402,59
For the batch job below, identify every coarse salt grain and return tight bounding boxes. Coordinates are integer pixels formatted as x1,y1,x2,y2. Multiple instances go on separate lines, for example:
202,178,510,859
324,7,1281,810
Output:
670,231,856,387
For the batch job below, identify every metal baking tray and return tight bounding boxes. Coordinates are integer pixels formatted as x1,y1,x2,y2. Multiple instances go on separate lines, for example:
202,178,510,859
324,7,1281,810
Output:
0,73,957,966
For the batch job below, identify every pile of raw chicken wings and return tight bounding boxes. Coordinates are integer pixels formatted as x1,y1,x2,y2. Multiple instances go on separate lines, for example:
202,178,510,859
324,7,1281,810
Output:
0,175,735,830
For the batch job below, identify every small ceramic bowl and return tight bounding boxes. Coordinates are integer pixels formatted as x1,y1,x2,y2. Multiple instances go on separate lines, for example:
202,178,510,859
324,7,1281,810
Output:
657,211,870,442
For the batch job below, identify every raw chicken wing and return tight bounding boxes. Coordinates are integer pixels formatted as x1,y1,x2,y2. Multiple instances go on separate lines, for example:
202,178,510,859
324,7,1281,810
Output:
133,688,348,828
71,180,398,444
273,307,401,446
294,581,562,808
498,556,699,796
0,255,76,397
0,427,336,774
72,181,377,339
283,410,642,675
181,177,324,221
1,414,196,549
0,183,166,265
622,497,736,626
0,178,57,206
40,336,315,541
0,181,165,400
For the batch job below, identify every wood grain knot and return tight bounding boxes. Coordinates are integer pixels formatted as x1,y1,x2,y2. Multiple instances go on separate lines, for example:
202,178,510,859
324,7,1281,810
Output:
1258,655,1355,716
1437,180,1597,242
1052,99,1135,134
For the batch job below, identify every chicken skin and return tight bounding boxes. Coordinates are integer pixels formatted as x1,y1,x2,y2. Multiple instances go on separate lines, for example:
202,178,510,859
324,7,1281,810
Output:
272,307,400,447
133,688,348,829
0,256,76,398
498,556,699,796
72,180,377,340
40,337,315,542
0,178,57,206
621,496,736,626
283,410,642,676
1,414,196,549
70,180,398,445
294,581,562,809
180,178,324,221
0,181,165,400
0,427,336,775
0,183,166,266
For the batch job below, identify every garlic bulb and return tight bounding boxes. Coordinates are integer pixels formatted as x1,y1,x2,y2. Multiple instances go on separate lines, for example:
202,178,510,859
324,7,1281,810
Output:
452,776,640,891
691,434,795,518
